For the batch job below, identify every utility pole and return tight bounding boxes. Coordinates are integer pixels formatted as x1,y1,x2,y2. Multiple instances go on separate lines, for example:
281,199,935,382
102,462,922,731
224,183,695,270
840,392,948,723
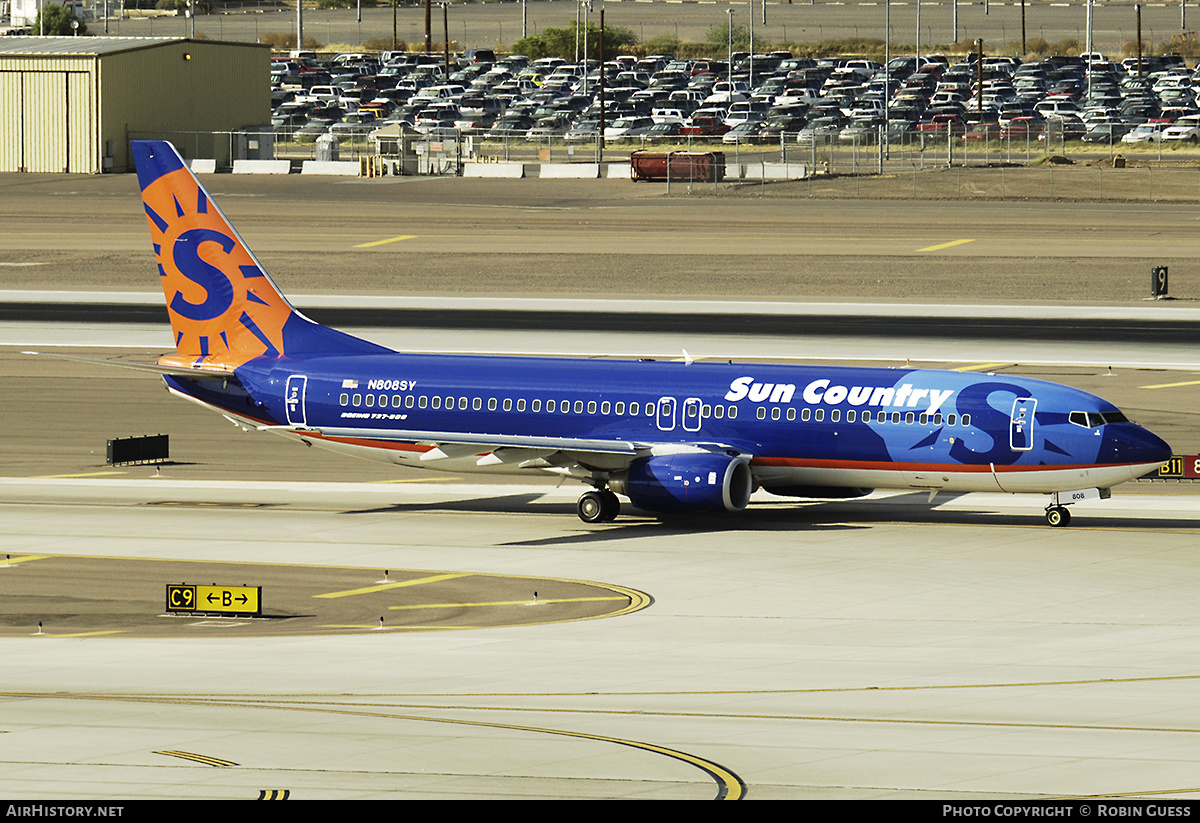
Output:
1136,3,1143,77
1021,0,1026,56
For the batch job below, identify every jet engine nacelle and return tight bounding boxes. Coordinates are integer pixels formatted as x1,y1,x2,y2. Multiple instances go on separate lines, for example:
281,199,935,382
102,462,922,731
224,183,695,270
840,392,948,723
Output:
610,453,753,513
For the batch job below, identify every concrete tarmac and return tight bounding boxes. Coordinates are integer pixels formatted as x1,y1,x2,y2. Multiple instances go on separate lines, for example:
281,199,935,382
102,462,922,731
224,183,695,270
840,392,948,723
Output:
6,172,1200,303
4,478,1200,799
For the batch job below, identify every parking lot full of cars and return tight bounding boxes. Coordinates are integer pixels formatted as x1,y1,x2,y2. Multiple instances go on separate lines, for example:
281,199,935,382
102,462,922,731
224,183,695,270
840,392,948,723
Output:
269,46,1200,163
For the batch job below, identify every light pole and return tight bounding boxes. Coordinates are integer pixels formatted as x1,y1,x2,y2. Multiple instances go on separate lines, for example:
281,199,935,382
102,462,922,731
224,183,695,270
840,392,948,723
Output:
727,7,734,89
749,1,754,85
915,0,920,66
1086,0,1093,100
885,0,890,159
582,1,591,93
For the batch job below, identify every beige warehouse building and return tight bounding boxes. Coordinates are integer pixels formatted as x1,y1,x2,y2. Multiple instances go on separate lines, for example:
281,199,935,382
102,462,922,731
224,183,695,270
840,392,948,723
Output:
0,36,270,173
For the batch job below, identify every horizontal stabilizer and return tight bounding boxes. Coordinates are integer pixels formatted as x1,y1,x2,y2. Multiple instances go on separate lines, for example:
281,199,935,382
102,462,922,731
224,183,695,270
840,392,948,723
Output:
23,351,235,380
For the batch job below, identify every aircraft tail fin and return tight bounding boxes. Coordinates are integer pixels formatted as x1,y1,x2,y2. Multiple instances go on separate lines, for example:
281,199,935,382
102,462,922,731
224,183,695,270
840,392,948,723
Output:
131,140,390,371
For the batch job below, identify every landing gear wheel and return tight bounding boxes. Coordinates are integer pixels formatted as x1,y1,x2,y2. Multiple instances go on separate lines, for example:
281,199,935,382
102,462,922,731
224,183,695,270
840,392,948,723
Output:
600,490,621,522
577,491,607,524
578,489,621,523
1045,506,1072,527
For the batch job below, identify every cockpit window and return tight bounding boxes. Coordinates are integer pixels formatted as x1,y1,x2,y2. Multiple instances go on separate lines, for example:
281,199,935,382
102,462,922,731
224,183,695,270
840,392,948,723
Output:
1070,410,1128,428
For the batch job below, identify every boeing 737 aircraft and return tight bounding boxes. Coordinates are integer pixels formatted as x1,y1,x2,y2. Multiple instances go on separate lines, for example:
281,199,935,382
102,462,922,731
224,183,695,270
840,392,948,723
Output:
62,140,1175,525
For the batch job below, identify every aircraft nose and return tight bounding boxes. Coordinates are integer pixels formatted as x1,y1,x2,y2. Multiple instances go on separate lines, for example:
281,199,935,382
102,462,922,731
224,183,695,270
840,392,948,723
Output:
1110,425,1173,468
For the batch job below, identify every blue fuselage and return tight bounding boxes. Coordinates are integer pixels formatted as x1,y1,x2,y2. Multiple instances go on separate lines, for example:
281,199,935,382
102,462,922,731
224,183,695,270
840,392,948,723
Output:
167,352,1172,496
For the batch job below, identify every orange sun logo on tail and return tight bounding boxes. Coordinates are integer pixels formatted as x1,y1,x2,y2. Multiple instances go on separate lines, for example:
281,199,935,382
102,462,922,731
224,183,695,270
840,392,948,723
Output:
134,141,297,371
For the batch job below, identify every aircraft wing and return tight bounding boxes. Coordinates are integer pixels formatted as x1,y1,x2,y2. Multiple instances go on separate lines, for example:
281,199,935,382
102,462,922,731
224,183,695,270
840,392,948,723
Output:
266,424,754,469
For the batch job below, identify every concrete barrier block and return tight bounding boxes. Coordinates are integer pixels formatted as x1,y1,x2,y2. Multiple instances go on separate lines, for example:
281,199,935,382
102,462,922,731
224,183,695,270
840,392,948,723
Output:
605,163,632,179
756,163,809,180
463,162,525,178
190,159,217,174
232,159,291,175
301,160,361,176
540,163,600,178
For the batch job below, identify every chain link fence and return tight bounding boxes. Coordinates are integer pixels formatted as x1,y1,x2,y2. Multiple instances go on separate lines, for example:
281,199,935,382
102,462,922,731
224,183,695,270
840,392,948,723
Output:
129,126,1200,201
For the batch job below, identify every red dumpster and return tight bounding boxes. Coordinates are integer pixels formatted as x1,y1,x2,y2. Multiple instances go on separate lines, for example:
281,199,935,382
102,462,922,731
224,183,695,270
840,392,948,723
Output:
630,151,726,182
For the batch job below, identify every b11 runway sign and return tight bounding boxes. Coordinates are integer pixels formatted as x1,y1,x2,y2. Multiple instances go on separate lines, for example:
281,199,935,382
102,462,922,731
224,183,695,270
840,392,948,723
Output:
1156,456,1200,479
166,584,261,616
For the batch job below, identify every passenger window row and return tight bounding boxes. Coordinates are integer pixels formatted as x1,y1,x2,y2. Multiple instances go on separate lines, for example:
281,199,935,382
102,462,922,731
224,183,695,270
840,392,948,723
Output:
336,392,741,419
784,407,971,427
334,392,969,427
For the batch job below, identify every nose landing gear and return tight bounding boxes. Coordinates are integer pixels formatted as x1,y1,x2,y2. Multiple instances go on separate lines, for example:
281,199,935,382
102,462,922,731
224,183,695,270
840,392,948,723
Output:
577,488,621,523
1045,505,1072,527
1044,489,1091,527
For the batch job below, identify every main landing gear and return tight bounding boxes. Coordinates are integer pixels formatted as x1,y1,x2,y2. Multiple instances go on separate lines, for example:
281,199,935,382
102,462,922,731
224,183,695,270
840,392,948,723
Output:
577,489,621,523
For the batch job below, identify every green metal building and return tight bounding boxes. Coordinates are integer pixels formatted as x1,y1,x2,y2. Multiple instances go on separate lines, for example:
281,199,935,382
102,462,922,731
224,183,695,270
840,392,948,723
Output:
0,36,270,173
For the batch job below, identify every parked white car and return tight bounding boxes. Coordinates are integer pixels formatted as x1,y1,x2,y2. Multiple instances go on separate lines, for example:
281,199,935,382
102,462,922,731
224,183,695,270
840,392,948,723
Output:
1121,123,1167,143
603,116,655,141
1162,116,1200,141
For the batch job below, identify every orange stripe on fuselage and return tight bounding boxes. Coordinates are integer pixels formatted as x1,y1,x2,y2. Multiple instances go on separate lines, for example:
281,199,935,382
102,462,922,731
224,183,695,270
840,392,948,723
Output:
751,457,1134,473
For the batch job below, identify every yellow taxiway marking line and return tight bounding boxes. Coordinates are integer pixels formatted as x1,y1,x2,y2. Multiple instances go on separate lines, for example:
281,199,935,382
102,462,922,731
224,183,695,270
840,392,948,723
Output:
354,235,418,248
314,572,469,599
373,476,463,483
1140,379,1200,389
2,555,50,566
389,596,629,610
32,471,126,479
918,238,976,252
38,630,126,638
155,750,237,767
320,624,481,631
954,362,1012,372
3,693,744,798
